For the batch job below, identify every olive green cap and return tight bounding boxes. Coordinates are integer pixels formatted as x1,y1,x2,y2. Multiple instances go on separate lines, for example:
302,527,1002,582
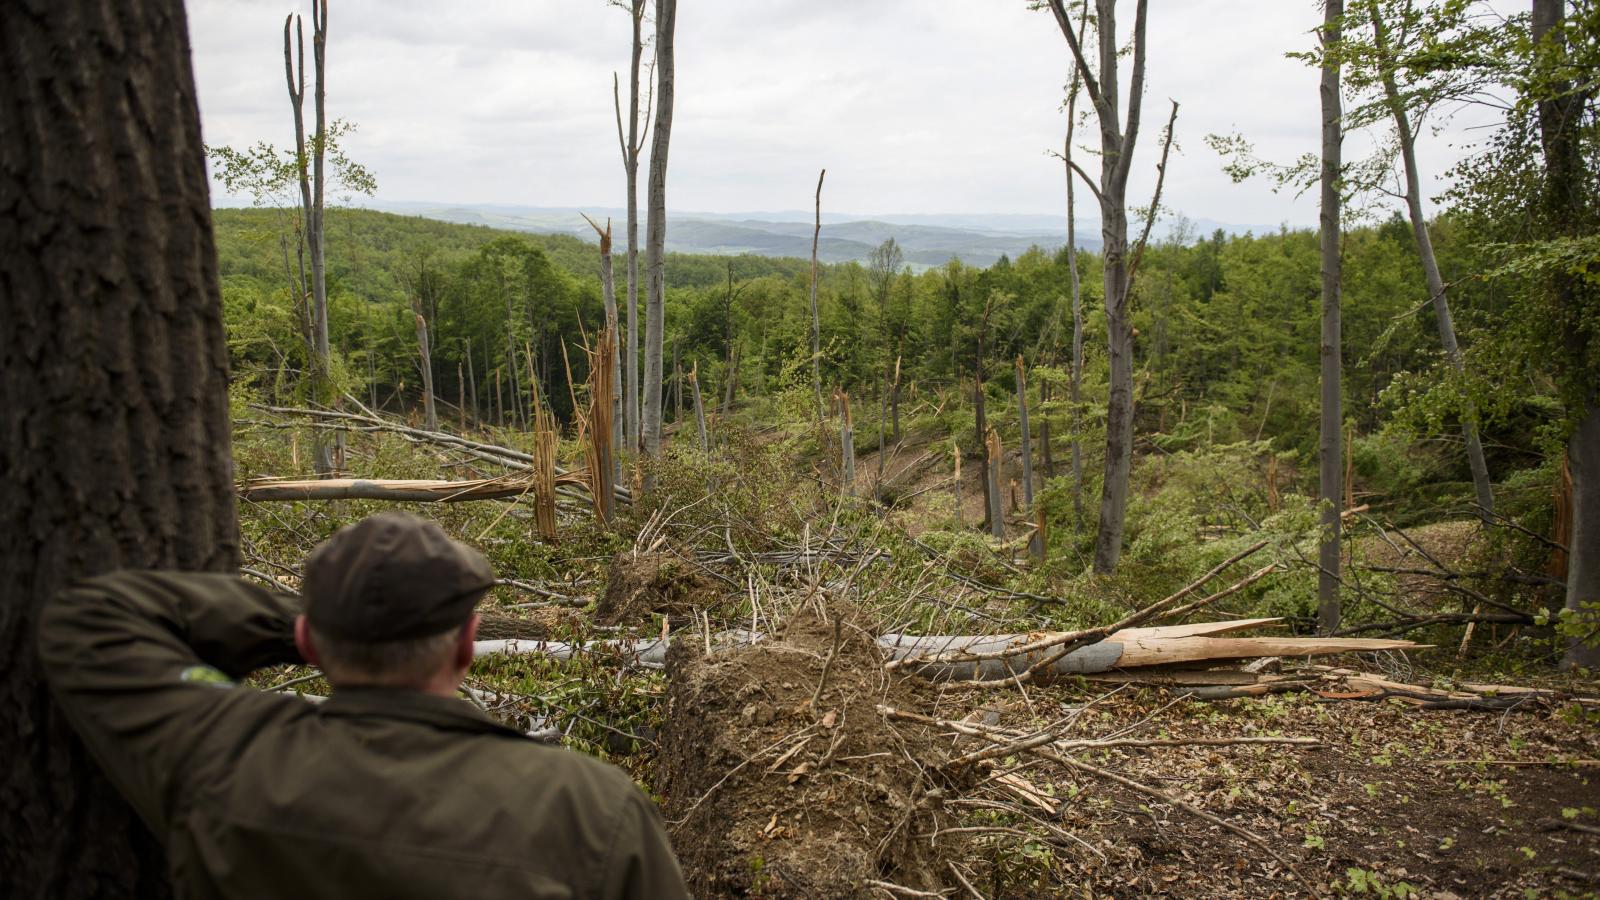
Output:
302,512,494,641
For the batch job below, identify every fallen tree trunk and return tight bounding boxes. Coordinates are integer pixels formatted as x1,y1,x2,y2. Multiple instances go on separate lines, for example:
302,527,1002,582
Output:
472,622,1421,681
240,473,585,503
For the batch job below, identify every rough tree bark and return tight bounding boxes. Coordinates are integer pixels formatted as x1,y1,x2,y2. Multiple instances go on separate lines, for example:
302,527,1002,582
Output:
0,1,240,894
642,0,675,463
1048,0,1149,574
613,0,650,452
1318,0,1345,635
1369,7,1494,519
1531,0,1600,669
810,169,827,422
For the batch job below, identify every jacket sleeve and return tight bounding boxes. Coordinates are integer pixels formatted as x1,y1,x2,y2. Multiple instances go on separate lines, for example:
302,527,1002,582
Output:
598,788,691,900
37,571,305,835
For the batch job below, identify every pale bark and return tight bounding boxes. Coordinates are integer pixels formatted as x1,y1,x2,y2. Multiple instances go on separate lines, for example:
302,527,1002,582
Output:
689,363,707,453
613,0,649,451
284,1,337,475
1318,0,1345,635
641,0,675,462
1016,357,1040,559
810,169,826,421
839,391,855,493
1048,0,1149,574
986,429,1006,540
1064,39,1086,526
1369,8,1494,518
412,298,437,431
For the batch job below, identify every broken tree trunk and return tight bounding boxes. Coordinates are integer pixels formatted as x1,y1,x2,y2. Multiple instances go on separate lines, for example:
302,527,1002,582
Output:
1016,356,1039,559
689,361,707,453
412,297,437,432
839,390,854,493
986,428,1005,539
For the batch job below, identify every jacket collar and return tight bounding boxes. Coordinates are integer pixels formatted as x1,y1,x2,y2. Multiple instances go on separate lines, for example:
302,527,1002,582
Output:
318,686,528,740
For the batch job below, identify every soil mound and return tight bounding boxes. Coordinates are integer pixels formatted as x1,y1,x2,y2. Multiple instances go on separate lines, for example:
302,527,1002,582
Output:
659,600,965,898
594,551,717,626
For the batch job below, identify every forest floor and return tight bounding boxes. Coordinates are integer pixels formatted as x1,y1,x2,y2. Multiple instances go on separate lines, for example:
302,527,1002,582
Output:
235,409,1600,898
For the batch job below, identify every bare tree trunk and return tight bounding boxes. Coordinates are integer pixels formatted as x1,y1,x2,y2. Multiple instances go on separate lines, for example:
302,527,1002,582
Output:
284,0,337,475
583,215,624,480
953,444,964,528
457,362,466,432
1318,0,1344,635
1531,0,1600,670
721,342,739,416
1017,357,1040,559
890,353,902,442
1049,0,1149,574
494,367,503,428
412,297,437,432
986,429,1006,539
614,0,649,452
689,362,707,453
876,369,888,500
642,0,675,464
975,319,992,533
839,391,854,494
465,340,477,428
1370,8,1493,519
672,339,682,423
0,0,239,891
810,169,826,422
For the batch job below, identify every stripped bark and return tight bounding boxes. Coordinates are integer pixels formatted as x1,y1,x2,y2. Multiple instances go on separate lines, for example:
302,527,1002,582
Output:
1318,0,1345,634
412,296,437,431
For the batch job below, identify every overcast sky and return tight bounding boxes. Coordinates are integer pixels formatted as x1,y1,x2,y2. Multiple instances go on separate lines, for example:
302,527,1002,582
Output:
187,0,1507,228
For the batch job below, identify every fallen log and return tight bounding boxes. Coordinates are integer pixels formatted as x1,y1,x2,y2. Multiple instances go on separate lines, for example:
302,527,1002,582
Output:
472,623,1421,681
239,473,586,503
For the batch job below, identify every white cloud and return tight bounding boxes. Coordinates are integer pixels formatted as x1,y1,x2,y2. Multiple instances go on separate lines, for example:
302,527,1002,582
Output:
187,0,1509,228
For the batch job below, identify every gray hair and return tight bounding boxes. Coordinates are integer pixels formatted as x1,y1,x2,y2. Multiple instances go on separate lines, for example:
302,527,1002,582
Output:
311,624,464,687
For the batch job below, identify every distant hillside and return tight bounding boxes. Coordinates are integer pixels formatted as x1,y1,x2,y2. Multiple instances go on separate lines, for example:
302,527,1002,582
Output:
367,201,1094,268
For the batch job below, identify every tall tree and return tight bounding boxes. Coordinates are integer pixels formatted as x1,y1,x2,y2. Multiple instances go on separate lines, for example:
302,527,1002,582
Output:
1319,0,1346,635
613,0,651,451
0,1,240,895
1529,0,1600,669
1047,0,1150,574
284,0,338,474
1359,0,1495,517
642,0,676,459
1061,7,1089,528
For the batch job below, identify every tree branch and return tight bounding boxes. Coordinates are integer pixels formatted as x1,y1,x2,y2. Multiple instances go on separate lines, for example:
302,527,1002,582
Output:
1126,99,1179,286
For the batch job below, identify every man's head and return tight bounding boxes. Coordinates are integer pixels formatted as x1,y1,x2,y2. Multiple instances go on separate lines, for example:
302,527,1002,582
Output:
293,512,495,694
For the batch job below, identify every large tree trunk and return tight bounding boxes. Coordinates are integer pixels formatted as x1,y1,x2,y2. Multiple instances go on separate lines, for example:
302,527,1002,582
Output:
1369,9,1494,519
0,1,240,894
1318,0,1344,635
1532,0,1600,670
642,0,675,462
1049,0,1148,574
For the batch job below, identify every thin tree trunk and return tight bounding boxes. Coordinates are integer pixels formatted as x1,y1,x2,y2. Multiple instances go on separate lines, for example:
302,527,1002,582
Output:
721,343,739,416
839,391,854,493
413,297,437,432
810,169,827,422
0,0,239,891
953,444,964,528
986,429,1006,540
975,324,991,533
1318,0,1344,635
466,340,478,427
1017,356,1040,559
642,0,676,463
1370,8,1493,519
891,352,902,442
495,367,504,428
457,362,466,432
876,369,888,499
614,0,648,452
672,339,682,423
689,362,707,453
1049,0,1148,572
1041,380,1054,476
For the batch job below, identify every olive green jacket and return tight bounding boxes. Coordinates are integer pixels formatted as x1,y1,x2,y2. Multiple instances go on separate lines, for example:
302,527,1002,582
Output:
38,571,688,900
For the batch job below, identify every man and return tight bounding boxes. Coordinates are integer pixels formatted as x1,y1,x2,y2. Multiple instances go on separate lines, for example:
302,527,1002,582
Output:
38,511,688,899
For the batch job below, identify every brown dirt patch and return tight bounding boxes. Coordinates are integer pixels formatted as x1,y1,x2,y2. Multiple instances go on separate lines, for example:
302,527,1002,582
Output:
658,600,970,898
593,551,718,626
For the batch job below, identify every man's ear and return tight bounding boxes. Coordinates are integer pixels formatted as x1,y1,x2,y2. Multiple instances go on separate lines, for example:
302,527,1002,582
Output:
294,615,322,667
454,614,480,672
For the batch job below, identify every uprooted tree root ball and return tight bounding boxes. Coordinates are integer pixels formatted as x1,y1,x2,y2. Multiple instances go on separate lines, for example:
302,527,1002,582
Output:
594,550,719,626
659,599,971,898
